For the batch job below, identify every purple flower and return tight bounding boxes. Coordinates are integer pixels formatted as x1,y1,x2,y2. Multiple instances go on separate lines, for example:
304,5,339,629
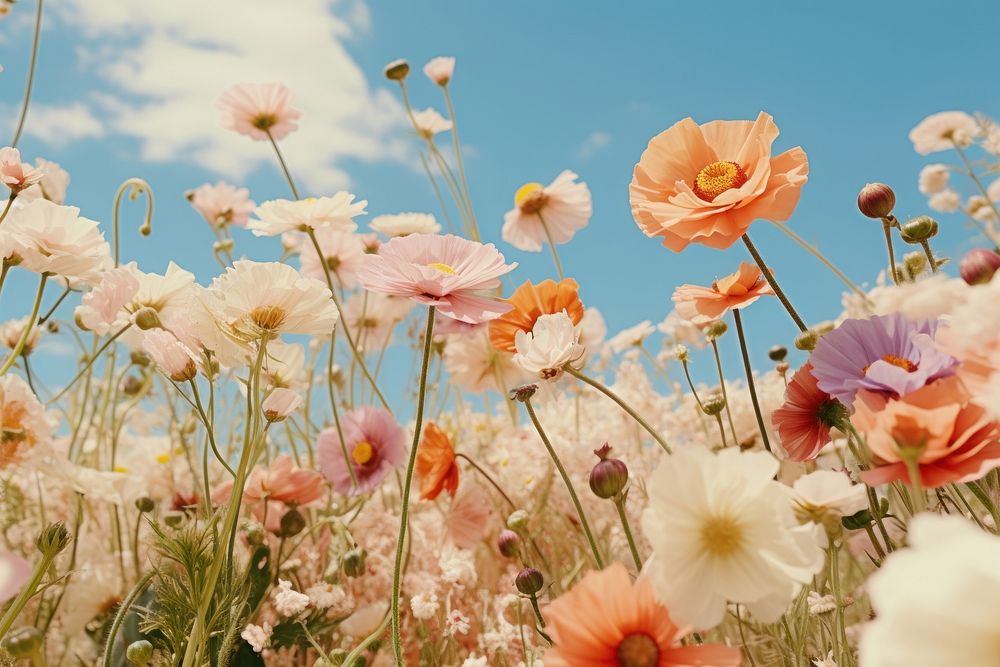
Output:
808,313,958,408
317,406,406,496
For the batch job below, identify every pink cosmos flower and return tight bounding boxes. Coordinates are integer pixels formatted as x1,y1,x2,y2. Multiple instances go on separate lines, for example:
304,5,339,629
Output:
357,233,517,323
142,330,197,382
423,56,456,86
502,171,592,252
215,453,325,507
187,181,256,228
317,407,406,496
75,266,140,333
298,227,366,289
0,552,30,603
216,83,302,142
0,147,43,193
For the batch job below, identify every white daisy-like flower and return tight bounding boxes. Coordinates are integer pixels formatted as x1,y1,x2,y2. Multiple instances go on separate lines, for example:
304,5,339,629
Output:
787,469,868,524
423,56,456,86
917,164,950,195
513,312,584,381
641,446,825,628
928,189,960,213
369,212,441,238
502,170,592,252
606,319,656,354
248,193,367,237
909,111,980,154
411,107,453,139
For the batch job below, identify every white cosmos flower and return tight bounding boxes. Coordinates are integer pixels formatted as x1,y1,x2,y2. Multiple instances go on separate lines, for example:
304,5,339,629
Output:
606,319,656,354
641,446,825,628
248,193,367,236
917,164,950,195
369,212,441,237
411,108,452,139
787,469,868,527
513,312,584,381
860,514,1000,667
502,170,592,252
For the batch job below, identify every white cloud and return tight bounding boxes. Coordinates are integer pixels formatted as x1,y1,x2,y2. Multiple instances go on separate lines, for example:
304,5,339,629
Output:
49,0,409,192
21,102,105,147
578,131,611,158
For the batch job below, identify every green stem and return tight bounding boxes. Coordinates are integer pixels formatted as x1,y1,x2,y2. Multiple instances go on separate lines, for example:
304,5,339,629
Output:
881,218,900,286
768,221,872,306
266,129,300,200
9,0,43,148
536,211,565,280
0,194,16,226
732,309,772,453
48,323,133,404
101,571,155,667
741,233,806,332
613,495,643,571
390,307,436,665
966,480,1000,530
0,272,46,375
112,179,154,267
523,397,604,568
709,338,740,446
0,548,57,638
919,239,938,273
442,84,480,242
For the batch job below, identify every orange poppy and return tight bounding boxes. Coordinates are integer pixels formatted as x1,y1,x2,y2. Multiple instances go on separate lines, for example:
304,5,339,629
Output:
416,422,460,500
488,278,585,353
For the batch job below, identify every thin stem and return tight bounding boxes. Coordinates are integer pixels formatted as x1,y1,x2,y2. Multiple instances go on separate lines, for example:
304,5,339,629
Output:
919,239,938,273
0,194,16,226
735,605,758,667
390,307,436,665
455,452,516,509
441,84,480,241
536,211,565,280
37,285,72,325
680,359,705,410
0,272,46,375
953,140,1000,229
523,397,604,568
0,544,58,637
566,366,672,454
768,221,872,306
709,338,740,446
9,0,43,148
189,380,235,477
901,452,927,514
967,480,1000,530
419,151,457,234
741,233,807,332
266,129,300,200
732,310,772,453
101,570,155,667
48,323,133,403
881,218,900,286
613,495,643,571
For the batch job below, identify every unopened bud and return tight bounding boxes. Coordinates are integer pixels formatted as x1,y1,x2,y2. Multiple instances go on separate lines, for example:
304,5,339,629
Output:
794,330,820,352
903,251,927,279
960,248,1000,285
2,627,42,658
36,522,71,555
776,361,790,375
45,321,58,334
588,443,628,499
383,59,410,81
122,375,144,396
278,508,306,537
768,345,787,362
133,307,162,331
243,520,265,546
130,350,152,367
163,511,184,528
506,510,529,531
135,497,155,513
126,640,154,665
704,320,728,339
515,567,544,595
899,215,939,243
343,546,367,577
701,393,727,416
508,384,538,403
497,530,521,558
857,182,896,219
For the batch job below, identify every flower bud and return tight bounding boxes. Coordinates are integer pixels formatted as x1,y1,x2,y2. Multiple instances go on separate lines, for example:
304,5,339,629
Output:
508,384,538,403
135,497,155,513
342,546,367,577
383,59,410,81
36,522,71,555
45,321,59,334
130,350,152,367
704,320,728,339
278,507,306,537
857,182,896,219
903,251,927,279
243,519,265,546
163,511,185,528
776,361,790,375
515,567,544,595
899,215,939,243
701,393,727,416
133,307,162,331
794,330,820,352
960,248,1000,285
673,344,689,362
506,509,530,531
768,345,787,362
122,375,144,396
588,443,628,499
126,640,154,665
497,529,521,558
2,627,42,658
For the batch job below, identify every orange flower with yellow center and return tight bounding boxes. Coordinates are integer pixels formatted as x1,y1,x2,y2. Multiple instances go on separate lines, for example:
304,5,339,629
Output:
488,278,585,353
415,422,459,500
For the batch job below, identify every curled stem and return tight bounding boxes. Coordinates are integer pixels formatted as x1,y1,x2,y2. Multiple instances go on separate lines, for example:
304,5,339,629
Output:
113,178,154,267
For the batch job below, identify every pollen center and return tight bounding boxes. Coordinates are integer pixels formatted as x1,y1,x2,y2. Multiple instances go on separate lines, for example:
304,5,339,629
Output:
352,441,375,465
514,182,548,214
251,113,277,131
426,262,456,275
865,354,919,375
700,515,744,556
693,161,748,202
249,305,288,332
615,633,660,667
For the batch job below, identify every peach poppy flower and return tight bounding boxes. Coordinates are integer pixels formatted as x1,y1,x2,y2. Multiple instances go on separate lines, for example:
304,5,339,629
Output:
488,278,585,353
415,422,459,500
629,112,808,252
502,170,592,252
672,261,774,324
543,562,742,667
852,376,1000,489
213,453,325,507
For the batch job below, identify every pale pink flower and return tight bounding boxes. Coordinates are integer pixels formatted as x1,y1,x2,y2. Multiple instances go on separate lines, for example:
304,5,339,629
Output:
357,233,517,323
928,189,960,213
445,485,494,548
17,158,69,205
0,553,30,602
411,108,452,139
216,453,323,507
216,83,301,141
298,227,365,288
0,317,41,356
423,56,456,85
0,146,43,193
142,329,197,382
918,164,950,195
249,194,367,236
502,170,592,252
262,388,302,423
909,111,980,154
3,199,111,284
442,328,527,393
75,266,140,333
187,181,255,228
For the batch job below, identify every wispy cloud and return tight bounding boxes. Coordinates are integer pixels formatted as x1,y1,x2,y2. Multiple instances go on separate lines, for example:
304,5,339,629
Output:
578,130,611,159
48,0,409,192
21,102,105,147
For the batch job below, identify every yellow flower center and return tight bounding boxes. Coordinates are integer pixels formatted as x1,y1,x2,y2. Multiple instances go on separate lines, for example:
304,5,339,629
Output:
426,262,456,275
514,182,548,214
251,113,277,131
156,453,171,464
615,633,660,667
352,441,375,465
693,161,749,202
864,354,919,375
700,515,744,556
249,305,288,332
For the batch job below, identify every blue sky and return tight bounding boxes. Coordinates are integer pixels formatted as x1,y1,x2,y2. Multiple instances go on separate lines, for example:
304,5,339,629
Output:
2,0,998,393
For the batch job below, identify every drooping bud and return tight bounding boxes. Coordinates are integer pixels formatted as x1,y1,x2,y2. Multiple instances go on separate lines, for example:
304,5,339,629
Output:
701,393,727,416
278,508,306,537
497,530,521,558
383,59,410,81
2,627,42,659
776,361,790,376
126,640,154,665
899,215,939,243
508,384,538,403
133,307,162,331
960,248,1000,285
122,375,144,396
857,182,896,219
135,497,155,513
506,510,530,531
342,546,367,577
515,567,544,595
768,345,787,362
704,320,728,339
588,443,628,499
35,522,71,555
794,330,820,352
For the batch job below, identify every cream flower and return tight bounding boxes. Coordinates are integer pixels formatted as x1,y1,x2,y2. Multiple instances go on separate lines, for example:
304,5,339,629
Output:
641,447,824,628
142,329,197,382
3,199,111,284
917,164,950,195
1,374,56,468
502,170,592,252
260,340,306,390
342,291,412,351
513,312,584,381
248,194,367,237
0,317,41,356
860,514,1000,667
17,158,69,204
0,147,43,193
928,189,960,213
273,579,310,617
369,212,441,237
606,320,656,354
262,387,301,422
786,469,868,525
411,108,453,139
423,56,456,85
909,111,980,154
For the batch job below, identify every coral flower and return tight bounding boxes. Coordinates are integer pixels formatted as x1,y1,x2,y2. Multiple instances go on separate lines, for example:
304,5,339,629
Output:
672,261,775,324
356,233,517,324
809,313,959,408
216,83,302,141
772,363,846,462
488,278,585,353
629,112,808,252
543,562,742,667
317,407,406,496
415,422,459,500
187,181,255,229
215,454,325,506
502,170,593,252
852,376,1000,489
0,147,43,193
1,375,55,468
